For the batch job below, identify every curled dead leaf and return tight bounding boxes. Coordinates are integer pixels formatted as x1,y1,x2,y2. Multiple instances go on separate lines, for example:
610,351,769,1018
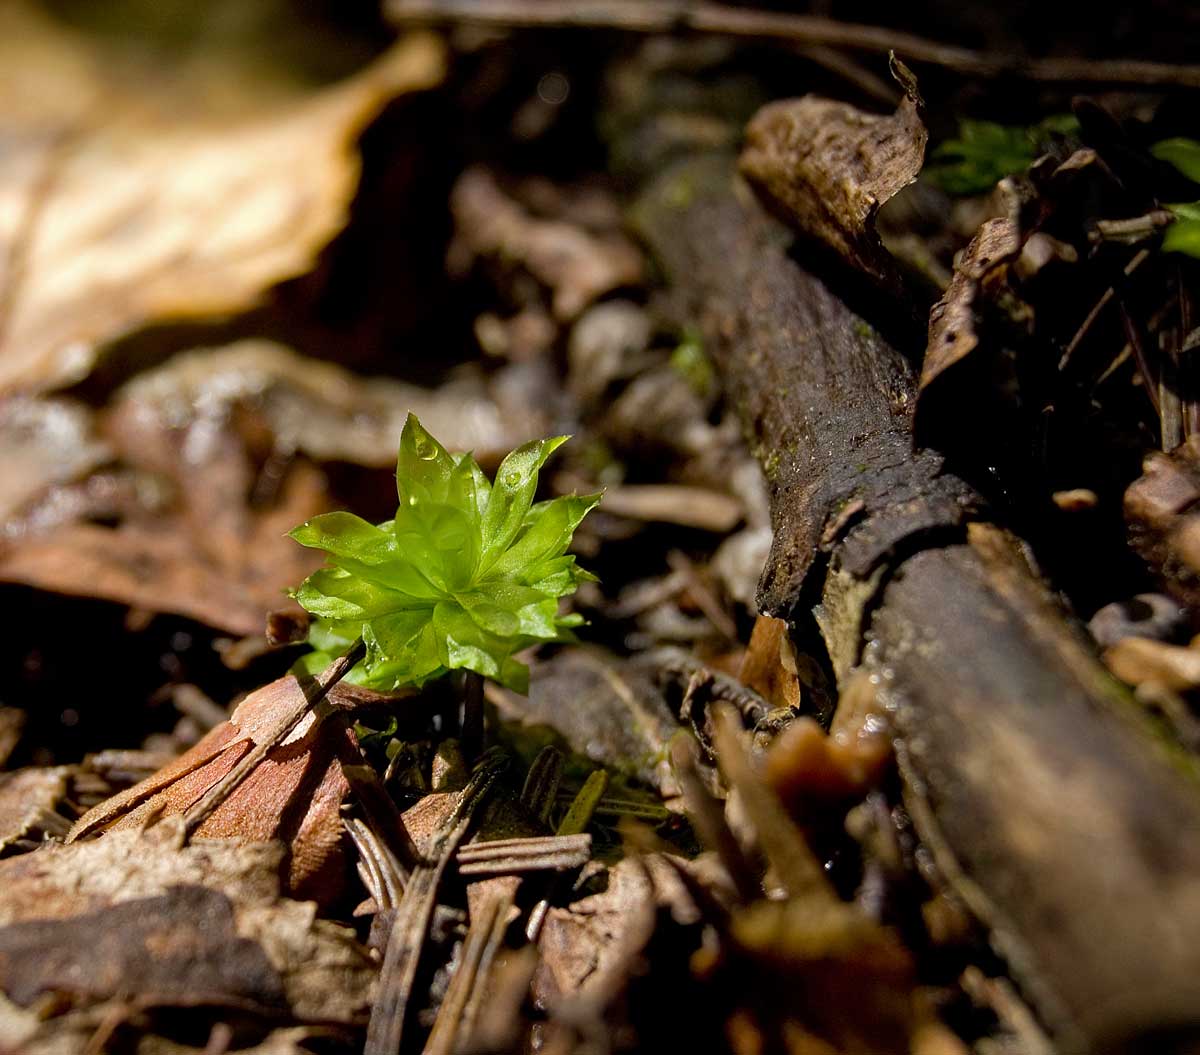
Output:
737,615,802,711
919,214,1022,397
739,59,927,287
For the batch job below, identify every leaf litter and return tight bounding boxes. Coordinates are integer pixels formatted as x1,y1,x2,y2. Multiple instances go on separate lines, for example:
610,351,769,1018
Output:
0,5,1197,1055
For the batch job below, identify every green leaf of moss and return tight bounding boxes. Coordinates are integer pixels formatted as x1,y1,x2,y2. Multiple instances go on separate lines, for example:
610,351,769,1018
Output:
479,435,569,569
289,511,399,565
289,416,597,693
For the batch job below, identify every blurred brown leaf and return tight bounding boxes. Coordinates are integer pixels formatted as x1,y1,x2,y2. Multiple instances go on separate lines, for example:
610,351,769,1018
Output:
0,387,326,636
0,2,445,394
0,339,551,634
0,822,375,1026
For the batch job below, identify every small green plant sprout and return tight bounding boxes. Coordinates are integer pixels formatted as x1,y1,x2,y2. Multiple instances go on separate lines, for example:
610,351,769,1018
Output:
925,115,1079,196
288,414,600,695
1152,138,1200,258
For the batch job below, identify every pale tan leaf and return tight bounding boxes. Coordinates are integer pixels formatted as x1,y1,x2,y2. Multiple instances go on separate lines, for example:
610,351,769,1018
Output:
0,3,445,394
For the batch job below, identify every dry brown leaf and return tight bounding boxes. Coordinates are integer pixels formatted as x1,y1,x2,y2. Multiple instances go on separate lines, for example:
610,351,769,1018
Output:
0,823,284,922
535,855,693,1004
0,860,374,1027
0,408,326,635
919,214,1021,397
0,822,375,1024
738,615,802,711
739,60,927,287
0,341,552,633
0,397,110,523
0,1000,332,1055
0,2,445,394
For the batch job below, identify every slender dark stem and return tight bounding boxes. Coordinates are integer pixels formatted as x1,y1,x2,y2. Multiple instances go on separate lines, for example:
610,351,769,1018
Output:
387,0,1200,89
461,670,485,760
182,638,365,836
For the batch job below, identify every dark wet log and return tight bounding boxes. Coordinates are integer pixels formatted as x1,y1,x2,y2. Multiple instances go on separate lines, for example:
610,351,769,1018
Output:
633,153,1200,1055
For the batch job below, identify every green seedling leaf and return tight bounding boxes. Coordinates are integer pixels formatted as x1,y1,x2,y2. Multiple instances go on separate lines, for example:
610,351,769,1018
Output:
290,415,598,692
925,115,1079,196
1163,216,1200,258
1153,138,1200,184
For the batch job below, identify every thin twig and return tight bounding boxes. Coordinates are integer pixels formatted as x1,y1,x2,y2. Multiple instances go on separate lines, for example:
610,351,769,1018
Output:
456,833,592,876
1059,249,1150,371
182,639,365,836
1117,298,1162,422
387,0,1200,89
423,885,515,1055
365,752,506,1055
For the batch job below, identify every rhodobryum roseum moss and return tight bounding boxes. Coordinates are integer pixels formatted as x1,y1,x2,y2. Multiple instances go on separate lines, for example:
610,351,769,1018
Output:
289,414,599,693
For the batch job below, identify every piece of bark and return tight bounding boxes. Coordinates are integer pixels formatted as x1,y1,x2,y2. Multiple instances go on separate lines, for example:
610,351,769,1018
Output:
0,885,285,1011
740,57,926,290
634,152,1200,1055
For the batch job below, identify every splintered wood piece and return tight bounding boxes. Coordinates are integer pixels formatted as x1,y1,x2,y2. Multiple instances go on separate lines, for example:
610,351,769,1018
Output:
670,734,759,903
365,755,504,1055
710,704,835,903
456,834,592,876
422,884,516,1055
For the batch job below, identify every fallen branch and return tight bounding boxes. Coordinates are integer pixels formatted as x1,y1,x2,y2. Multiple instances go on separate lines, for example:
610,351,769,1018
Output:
633,153,1200,1055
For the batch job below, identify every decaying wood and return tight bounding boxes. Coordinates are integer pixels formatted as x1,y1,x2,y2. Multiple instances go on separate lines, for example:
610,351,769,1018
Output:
634,152,1200,1055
